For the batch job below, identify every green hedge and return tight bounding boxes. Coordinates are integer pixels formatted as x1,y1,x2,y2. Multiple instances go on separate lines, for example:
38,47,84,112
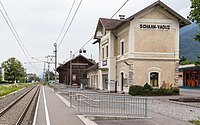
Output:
129,84,179,96
129,85,143,95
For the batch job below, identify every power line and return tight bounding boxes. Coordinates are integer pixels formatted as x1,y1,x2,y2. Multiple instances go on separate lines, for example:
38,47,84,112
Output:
0,7,30,62
55,0,76,44
110,0,129,19
58,0,83,48
0,1,39,73
0,1,32,58
63,0,130,62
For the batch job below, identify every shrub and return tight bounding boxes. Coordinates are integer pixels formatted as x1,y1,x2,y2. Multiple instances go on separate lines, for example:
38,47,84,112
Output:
129,85,143,96
142,89,152,96
129,84,179,96
151,88,179,96
171,88,179,95
143,83,153,91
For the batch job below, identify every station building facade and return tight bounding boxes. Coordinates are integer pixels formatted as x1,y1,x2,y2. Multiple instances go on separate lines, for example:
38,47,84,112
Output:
93,1,190,92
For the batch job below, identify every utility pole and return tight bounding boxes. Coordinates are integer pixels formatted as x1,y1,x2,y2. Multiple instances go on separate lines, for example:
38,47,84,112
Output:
43,62,46,82
45,55,54,83
70,51,72,87
47,61,50,82
54,43,57,83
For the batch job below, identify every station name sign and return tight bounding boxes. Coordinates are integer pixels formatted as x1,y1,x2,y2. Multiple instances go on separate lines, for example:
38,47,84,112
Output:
140,24,170,30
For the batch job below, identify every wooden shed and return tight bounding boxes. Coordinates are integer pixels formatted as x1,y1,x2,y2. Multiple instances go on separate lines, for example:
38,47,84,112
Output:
57,54,95,86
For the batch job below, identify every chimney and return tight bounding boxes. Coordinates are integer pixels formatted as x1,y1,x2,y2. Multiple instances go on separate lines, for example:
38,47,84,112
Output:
119,15,125,20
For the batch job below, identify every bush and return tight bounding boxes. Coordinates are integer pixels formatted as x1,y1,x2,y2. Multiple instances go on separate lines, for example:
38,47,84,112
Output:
0,81,7,84
129,85,143,96
142,89,152,95
143,83,153,91
150,88,179,96
171,88,179,95
129,84,179,96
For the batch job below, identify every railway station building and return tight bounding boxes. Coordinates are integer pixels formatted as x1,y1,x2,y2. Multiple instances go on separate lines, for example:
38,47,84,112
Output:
93,1,191,92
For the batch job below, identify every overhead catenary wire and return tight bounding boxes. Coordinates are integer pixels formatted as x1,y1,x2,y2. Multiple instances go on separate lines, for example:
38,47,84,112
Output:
63,0,130,62
0,1,39,73
55,0,76,44
58,0,83,48
0,0,32,58
0,7,30,62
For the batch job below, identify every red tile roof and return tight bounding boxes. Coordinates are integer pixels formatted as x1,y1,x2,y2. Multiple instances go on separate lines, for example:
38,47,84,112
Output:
99,18,124,30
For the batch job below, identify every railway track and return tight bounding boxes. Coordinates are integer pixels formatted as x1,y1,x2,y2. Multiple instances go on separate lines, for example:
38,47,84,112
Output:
0,85,40,125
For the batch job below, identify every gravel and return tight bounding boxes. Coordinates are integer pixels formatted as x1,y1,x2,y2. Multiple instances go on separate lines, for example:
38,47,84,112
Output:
148,99,200,121
0,86,38,124
0,86,33,111
21,87,39,125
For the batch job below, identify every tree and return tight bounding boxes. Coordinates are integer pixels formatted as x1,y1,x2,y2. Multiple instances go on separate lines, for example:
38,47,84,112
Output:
45,71,55,82
1,57,25,83
0,75,2,82
179,56,193,65
188,0,200,42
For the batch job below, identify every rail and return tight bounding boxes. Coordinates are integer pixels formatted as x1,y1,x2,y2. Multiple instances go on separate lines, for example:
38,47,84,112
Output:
0,85,40,125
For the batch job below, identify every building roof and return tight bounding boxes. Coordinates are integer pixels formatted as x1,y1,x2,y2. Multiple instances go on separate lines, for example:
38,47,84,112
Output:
94,0,191,40
99,18,124,30
125,0,191,28
57,54,95,71
86,63,99,71
179,64,195,69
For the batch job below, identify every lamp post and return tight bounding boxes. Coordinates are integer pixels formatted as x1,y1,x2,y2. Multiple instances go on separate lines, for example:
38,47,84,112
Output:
69,51,72,87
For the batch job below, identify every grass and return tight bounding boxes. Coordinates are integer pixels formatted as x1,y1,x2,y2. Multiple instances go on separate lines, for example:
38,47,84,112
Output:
0,83,33,97
189,119,200,125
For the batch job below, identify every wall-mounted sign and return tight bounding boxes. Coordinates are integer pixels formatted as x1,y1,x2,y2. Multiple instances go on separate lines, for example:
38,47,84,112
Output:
109,80,115,91
140,24,170,30
102,60,107,66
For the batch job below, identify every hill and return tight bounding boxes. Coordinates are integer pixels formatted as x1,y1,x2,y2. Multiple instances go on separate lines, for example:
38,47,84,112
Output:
180,22,200,61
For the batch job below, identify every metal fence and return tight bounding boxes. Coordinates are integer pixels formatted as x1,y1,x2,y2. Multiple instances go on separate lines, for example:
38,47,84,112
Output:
69,91,148,117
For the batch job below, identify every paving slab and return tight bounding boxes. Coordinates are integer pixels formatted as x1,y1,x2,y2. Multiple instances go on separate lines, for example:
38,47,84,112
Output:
95,110,194,125
35,85,197,125
34,86,85,125
57,86,196,125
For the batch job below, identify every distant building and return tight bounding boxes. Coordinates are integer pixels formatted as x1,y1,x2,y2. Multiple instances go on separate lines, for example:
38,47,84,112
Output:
179,64,200,88
26,73,37,83
93,1,190,92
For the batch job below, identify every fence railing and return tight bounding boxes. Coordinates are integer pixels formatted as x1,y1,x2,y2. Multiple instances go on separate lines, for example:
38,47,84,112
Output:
69,91,148,117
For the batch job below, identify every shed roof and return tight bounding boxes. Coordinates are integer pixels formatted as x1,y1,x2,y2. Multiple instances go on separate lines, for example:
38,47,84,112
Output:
57,54,95,71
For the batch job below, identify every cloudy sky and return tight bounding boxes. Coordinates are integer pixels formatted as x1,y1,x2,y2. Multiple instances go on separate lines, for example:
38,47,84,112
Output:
0,0,191,75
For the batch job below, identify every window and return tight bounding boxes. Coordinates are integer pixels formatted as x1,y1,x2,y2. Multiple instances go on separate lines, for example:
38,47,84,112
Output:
106,46,108,57
121,41,124,55
91,75,93,85
102,48,104,59
150,72,159,87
